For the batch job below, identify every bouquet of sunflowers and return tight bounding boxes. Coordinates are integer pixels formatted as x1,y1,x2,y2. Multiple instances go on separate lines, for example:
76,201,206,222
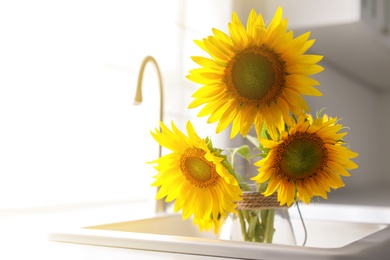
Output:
149,7,358,242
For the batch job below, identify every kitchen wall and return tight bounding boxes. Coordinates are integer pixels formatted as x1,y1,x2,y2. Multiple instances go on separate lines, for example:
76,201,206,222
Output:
379,93,390,182
307,62,382,190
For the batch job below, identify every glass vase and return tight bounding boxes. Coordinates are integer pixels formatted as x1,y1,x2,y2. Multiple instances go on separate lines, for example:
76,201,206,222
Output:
219,185,296,245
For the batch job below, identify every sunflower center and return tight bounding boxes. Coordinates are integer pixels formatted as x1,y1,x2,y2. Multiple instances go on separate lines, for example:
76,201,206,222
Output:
278,133,327,179
225,46,285,106
180,148,218,188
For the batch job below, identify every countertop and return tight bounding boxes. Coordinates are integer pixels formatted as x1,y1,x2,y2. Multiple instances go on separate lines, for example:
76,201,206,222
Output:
2,186,390,260
0,200,235,260
0,201,244,260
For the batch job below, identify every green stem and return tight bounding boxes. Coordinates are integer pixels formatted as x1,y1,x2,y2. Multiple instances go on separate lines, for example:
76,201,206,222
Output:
248,211,258,241
237,210,249,241
239,209,267,242
253,210,263,242
235,183,276,243
263,209,275,243
257,182,268,193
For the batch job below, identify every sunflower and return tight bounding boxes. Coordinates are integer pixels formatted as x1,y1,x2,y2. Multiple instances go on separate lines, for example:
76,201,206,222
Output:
193,213,227,234
150,121,242,233
187,7,323,139
251,113,359,206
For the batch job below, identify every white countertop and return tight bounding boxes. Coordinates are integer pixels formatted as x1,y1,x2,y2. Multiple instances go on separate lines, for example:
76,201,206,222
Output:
0,200,235,260
2,188,390,260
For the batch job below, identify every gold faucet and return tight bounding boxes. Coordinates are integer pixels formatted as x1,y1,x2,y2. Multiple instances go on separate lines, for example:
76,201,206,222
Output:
133,56,165,213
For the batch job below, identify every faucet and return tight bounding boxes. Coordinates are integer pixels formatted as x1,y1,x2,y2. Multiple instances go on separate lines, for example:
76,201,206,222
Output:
133,56,166,213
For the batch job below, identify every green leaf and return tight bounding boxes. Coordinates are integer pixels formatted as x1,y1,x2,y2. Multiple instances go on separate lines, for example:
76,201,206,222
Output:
226,145,252,163
236,145,251,162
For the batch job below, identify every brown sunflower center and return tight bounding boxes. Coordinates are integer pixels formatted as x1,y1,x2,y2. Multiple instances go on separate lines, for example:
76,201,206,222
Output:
224,45,285,106
277,132,327,179
180,148,218,188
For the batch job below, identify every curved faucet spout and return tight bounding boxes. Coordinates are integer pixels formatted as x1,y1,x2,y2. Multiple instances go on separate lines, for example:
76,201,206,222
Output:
133,56,166,213
133,56,164,159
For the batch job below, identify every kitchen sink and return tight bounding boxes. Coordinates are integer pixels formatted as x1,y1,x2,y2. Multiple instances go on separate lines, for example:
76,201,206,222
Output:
49,204,390,259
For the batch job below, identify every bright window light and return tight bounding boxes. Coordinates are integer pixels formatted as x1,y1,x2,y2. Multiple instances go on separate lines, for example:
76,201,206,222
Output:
0,0,182,208
0,0,236,209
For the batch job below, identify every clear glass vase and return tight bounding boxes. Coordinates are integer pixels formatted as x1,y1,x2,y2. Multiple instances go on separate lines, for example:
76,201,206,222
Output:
219,184,296,245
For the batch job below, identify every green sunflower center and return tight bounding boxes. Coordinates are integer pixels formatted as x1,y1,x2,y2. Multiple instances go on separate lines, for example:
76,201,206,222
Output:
225,46,285,106
180,148,218,188
279,133,327,179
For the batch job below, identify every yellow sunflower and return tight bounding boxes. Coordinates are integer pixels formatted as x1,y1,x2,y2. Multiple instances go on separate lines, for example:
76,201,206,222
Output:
150,121,242,233
252,114,359,206
193,213,227,234
187,7,323,138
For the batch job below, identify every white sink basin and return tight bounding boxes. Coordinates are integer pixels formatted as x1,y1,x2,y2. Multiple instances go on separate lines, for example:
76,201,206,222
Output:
49,204,390,259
